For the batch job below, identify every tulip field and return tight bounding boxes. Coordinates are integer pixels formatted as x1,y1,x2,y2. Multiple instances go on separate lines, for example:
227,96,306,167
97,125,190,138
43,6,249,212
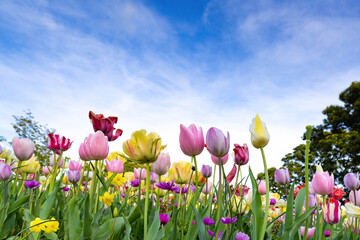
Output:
0,111,359,240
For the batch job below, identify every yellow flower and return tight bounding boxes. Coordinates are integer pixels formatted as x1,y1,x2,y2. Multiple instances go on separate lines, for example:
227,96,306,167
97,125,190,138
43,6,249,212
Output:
30,218,45,233
168,161,192,184
249,114,270,149
269,209,278,218
107,172,126,186
122,130,166,164
100,192,115,207
113,208,118,217
43,217,59,234
62,176,68,184
231,195,246,213
191,171,206,185
270,193,280,201
124,172,134,182
107,151,127,164
345,202,360,218
20,157,40,174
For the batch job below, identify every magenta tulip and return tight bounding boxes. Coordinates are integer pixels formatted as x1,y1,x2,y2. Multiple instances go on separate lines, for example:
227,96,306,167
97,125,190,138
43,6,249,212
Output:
233,144,249,166
47,133,60,151
322,200,340,224
12,137,35,161
152,152,171,176
79,131,109,161
68,170,81,183
311,171,334,196
0,163,12,181
60,136,72,151
105,159,124,174
69,161,82,171
211,153,229,165
274,168,290,185
134,168,146,180
301,226,315,239
206,127,230,158
257,180,266,195
89,111,123,141
344,173,360,191
179,124,204,157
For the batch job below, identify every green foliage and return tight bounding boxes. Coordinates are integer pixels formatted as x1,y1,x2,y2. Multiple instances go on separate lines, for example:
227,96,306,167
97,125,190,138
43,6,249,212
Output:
11,110,56,165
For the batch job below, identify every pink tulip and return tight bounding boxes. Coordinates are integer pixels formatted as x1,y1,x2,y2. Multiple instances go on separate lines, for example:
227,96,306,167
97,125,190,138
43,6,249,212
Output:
134,168,146,180
344,173,360,191
349,190,360,206
274,168,290,185
311,171,334,196
257,180,266,195
67,170,81,183
152,152,171,176
202,181,212,194
150,172,159,184
49,154,64,168
105,159,123,174
233,144,249,166
0,163,12,181
206,127,230,158
79,131,109,161
42,166,52,175
69,161,82,171
179,124,204,157
79,143,91,161
211,153,229,165
12,137,35,161
301,226,315,239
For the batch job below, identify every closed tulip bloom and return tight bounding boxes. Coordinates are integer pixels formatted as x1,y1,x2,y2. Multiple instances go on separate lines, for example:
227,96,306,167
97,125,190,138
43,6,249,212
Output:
168,161,192,184
274,168,290,185
79,143,91,161
300,226,315,239
344,173,360,191
150,172,159,184
349,190,360,206
322,200,340,224
206,127,230,158
69,161,82,171
79,131,109,161
60,136,72,151
257,180,266,195
12,137,35,161
123,130,166,164
311,171,334,196
211,153,228,165
202,181,212,194
134,168,146,180
233,144,249,166
42,166,52,175
20,157,40,174
49,155,64,168
249,114,270,149
152,152,171,176
47,134,61,151
159,213,170,226
67,170,81,183
105,159,123,174
0,163,12,181
179,124,204,157
89,111,123,141
201,165,212,178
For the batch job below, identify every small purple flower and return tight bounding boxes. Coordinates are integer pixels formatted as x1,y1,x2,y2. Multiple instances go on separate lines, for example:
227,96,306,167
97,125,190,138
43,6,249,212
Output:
159,213,170,226
24,179,40,189
220,217,237,224
156,180,178,191
121,193,125,198
82,181,86,186
270,198,276,205
131,179,139,187
207,230,223,239
175,202,178,208
62,187,70,191
201,165,212,178
324,230,330,237
203,216,215,225
235,231,250,240
192,220,195,225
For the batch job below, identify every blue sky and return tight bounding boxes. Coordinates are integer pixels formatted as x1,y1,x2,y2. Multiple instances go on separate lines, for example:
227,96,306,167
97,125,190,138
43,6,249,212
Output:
0,0,359,177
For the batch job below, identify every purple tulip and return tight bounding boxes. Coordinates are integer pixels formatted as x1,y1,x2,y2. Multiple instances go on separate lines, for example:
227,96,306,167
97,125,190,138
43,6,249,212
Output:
152,152,171,176
270,198,276,205
207,230,223,239
203,216,215,225
24,179,40,189
79,131,109,161
211,153,229,165
105,159,123,174
62,187,70,191
275,168,290,185
0,163,12,181
235,231,250,240
233,144,249,166
324,230,330,237
67,170,81,183
206,127,230,158
220,217,237,224
130,179,140,187
179,124,204,157
12,137,35,161
69,161,82,171
311,171,334,196
344,173,360,191
159,213,170,226
201,165,212,178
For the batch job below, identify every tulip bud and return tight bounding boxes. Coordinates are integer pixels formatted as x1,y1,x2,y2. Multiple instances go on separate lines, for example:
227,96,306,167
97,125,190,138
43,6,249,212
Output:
301,226,315,239
12,137,35,161
113,208,118,217
233,144,249,166
344,173,360,191
0,163,12,181
206,127,230,158
79,131,109,161
201,165,212,178
67,170,81,184
311,171,334,196
179,124,204,157
249,114,270,149
274,168,290,185
133,168,146,180
257,180,266,195
152,152,171,176
322,200,340,224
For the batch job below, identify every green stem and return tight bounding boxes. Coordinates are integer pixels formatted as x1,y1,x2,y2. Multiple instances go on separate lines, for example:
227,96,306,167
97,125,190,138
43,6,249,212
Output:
0,182,6,228
12,161,22,196
330,224,333,240
319,195,326,240
260,147,269,240
144,162,150,240
90,161,98,213
156,175,161,210
193,156,199,202
49,151,63,192
234,164,241,194
215,158,222,240
95,160,104,212
304,126,312,240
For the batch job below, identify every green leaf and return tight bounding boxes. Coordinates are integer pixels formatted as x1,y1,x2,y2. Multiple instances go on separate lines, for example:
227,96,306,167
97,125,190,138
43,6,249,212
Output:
284,181,295,230
294,188,306,219
249,167,263,240
190,203,206,240
147,210,165,240
289,206,316,239
68,197,81,240
8,195,30,215
40,183,60,219
44,232,59,240
81,194,92,239
124,217,131,240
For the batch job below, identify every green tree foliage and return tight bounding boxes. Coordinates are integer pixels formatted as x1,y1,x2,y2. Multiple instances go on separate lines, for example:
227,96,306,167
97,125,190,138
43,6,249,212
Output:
281,81,360,186
11,110,56,165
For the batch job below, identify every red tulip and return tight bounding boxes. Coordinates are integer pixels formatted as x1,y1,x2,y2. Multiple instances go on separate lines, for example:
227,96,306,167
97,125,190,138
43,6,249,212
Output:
47,134,61,151
89,111,123,141
226,165,237,184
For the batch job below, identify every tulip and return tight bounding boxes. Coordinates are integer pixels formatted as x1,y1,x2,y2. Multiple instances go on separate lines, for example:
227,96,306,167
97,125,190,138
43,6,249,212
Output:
123,129,166,164
134,168,146,180
274,168,290,185
349,190,360,206
179,124,204,157
202,181,212,194
20,157,40,174
211,153,228,165
220,217,237,224
201,165,212,178
49,154,64,168
69,161,82,171
324,230,330,237
12,137,35,161
300,226,315,239
344,173,360,191
42,166,52,175
0,145,2,155
226,165,237,184
233,144,249,166
67,170,81,184
168,161,192,184
159,213,170,226
47,134,61,151
344,202,360,218
322,200,340,224
203,217,215,225
249,114,270,149
311,171,334,196
257,180,266,195
60,136,72,151
149,172,159,184
24,179,40,189
206,127,230,158
152,152,171,176
89,111,123,141
0,163,12,181
105,159,123,174
235,232,250,240
79,131,109,161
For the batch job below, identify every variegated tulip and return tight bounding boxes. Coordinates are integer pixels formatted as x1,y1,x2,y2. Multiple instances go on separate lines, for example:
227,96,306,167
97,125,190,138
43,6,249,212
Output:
249,114,270,149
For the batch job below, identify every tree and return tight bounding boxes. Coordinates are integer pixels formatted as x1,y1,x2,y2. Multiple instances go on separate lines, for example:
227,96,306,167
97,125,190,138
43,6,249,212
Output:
11,110,56,165
281,81,360,186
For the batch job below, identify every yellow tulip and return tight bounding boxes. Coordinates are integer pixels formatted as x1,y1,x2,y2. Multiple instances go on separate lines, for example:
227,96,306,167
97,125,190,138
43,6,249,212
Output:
249,114,270,148
191,171,206,185
168,161,192,184
231,195,246,213
20,157,40,174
